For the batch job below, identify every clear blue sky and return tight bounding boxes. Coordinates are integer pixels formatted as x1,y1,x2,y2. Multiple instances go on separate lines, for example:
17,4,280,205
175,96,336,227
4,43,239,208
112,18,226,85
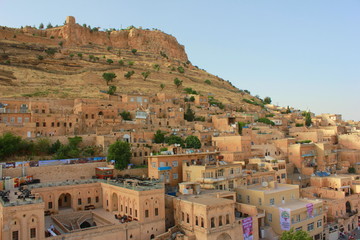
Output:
1,1,359,120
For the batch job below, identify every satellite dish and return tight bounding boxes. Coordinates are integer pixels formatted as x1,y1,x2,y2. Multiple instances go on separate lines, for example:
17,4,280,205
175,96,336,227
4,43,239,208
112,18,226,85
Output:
262,182,268,187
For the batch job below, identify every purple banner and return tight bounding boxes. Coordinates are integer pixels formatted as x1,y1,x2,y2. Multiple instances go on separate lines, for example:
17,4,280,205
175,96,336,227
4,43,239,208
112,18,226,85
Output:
306,203,314,217
242,217,253,240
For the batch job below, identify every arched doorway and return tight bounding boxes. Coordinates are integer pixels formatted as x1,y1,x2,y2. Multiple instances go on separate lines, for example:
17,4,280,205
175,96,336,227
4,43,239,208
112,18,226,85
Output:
216,233,232,240
346,201,351,213
112,193,118,211
58,193,71,209
80,221,92,229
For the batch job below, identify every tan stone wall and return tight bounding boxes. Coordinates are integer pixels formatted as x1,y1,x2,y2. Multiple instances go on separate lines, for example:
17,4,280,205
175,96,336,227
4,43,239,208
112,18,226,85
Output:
2,162,107,182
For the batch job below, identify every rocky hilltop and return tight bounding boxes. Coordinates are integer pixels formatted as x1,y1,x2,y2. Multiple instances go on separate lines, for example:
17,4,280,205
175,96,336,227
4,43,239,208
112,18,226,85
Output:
1,16,188,61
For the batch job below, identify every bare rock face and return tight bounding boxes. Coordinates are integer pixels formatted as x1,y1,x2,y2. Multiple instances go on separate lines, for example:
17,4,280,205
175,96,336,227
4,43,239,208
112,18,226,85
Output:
45,17,188,61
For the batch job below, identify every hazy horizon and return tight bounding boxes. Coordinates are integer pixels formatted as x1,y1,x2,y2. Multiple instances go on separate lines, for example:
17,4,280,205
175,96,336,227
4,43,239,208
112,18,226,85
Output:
1,0,359,121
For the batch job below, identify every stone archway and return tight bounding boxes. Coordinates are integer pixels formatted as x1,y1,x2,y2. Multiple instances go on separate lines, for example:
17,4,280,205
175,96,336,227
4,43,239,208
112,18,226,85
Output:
58,193,72,209
216,233,232,240
112,193,118,211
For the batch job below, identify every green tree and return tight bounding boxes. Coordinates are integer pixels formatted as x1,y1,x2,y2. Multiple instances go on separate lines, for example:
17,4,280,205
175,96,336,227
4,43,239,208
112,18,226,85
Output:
174,78,183,89
37,55,44,60
106,59,114,64
77,53,83,59
34,138,51,155
141,71,150,80
128,61,134,67
69,53,74,59
263,96,272,104
119,111,132,120
177,66,185,73
68,136,82,149
39,23,44,29
165,135,184,147
189,96,195,102
58,41,63,48
107,46,112,51
185,135,201,149
204,79,211,85
124,71,135,79
108,141,132,170
305,111,312,127
89,55,95,61
107,85,116,95
49,140,62,154
153,64,160,72
154,130,166,144
118,60,124,66
280,228,312,240
0,133,22,159
131,49,137,55
184,105,195,122
256,118,275,126
160,83,165,91
102,72,117,85
237,121,247,135
46,23,53,29
45,48,57,57
348,167,356,173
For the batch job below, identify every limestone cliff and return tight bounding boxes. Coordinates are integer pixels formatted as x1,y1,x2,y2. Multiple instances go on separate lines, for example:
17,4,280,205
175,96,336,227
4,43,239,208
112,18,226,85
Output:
3,16,188,61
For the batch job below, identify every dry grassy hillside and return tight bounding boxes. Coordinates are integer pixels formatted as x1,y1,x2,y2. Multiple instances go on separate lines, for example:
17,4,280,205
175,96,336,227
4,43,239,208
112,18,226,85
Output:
0,21,262,111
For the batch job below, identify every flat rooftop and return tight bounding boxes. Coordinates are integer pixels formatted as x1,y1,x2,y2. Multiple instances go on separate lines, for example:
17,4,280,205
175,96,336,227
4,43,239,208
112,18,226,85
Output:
271,198,322,211
27,179,163,191
242,183,299,194
147,152,219,158
177,189,235,206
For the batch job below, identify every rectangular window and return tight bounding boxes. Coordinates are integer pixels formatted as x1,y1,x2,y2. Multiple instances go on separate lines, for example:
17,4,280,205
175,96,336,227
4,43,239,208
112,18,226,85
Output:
246,195,250,204
195,216,198,226
172,161,178,167
259,198,262,206
17,117,22,123
10,117,15,123
48,202,53,209
219,216,223,226
96,196,99,203
173,173,178,180
51,122,54,127
238,194,242,202
270,198,275,205
155,208,159,216
201,217,204,227
87,197,91,204
211,217,215,228
296,214,300,222
187,214,190,223
317,220,322,228
281,173,286,179
12,231,19,240
30,228,36,238
135,210,138,217
43,122,46,127
145,210,149,218
226,214,230,224
307,222,314,231
295,227,303,231
78,198,82,205
182,212,184,221
268,213,272,222
152,162,156,168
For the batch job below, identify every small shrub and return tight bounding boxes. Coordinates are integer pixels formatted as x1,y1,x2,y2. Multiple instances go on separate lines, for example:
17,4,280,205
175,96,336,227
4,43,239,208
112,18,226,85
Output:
37,55,44,60
204,79,211,85
177,66,185,73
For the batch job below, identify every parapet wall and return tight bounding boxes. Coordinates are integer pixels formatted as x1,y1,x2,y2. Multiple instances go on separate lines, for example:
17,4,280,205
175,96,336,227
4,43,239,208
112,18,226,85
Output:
2,162,107,182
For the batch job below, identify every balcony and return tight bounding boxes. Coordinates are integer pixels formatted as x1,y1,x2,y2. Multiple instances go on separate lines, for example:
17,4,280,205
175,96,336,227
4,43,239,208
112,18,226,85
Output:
291,211,323,224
